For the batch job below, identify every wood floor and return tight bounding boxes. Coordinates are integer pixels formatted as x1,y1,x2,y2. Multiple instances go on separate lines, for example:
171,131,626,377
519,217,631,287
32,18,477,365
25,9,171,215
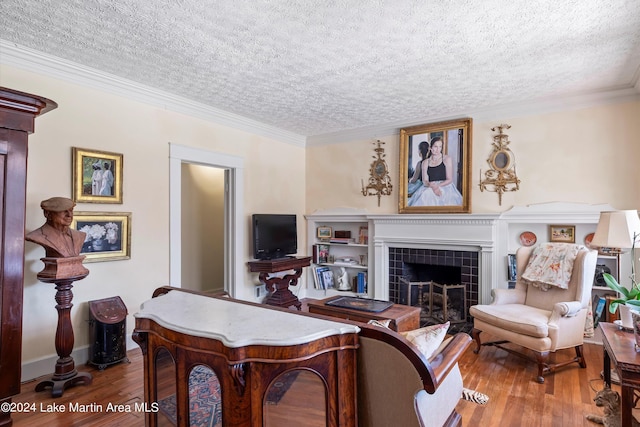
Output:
455,340,614,427
12,350,146,427
10,339,614,427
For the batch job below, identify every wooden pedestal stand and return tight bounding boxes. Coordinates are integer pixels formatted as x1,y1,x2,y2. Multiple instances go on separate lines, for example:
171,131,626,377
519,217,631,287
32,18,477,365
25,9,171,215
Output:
34,257,92,398
248,257,311,310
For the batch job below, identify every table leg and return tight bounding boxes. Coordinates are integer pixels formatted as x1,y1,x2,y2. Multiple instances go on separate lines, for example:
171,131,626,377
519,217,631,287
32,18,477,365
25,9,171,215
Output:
603,347,611,387
621,385,634,427
260,268,303,310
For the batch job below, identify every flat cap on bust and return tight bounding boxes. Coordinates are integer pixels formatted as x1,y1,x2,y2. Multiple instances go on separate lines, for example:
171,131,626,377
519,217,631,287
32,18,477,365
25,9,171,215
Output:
40,197,75,212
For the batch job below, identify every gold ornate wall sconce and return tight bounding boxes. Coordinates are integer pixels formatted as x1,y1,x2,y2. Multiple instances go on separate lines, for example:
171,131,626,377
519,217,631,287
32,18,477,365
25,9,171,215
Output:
361,140,392,206
479,124,520,206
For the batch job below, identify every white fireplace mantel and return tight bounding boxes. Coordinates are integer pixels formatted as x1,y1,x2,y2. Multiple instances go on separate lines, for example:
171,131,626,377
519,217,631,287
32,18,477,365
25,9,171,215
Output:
368,214,500,304
305,203,618,305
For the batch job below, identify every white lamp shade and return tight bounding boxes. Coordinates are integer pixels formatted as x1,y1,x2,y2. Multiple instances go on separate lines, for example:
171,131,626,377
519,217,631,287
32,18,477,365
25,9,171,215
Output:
591,210,640,250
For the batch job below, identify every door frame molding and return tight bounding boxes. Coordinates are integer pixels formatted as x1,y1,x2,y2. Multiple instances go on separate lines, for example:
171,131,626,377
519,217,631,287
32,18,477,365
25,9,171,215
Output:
169,143,244,297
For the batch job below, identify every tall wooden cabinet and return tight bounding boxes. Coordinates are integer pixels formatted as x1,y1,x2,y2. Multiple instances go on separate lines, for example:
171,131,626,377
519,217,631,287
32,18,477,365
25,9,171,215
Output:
0,87,57,426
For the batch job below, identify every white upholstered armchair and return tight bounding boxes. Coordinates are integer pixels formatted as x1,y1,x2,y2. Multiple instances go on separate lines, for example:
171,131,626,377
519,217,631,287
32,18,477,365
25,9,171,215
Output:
469,244,597,383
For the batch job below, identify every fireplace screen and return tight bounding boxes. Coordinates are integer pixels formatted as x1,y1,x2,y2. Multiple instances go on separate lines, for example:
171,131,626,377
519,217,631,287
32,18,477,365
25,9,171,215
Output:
399,278,467,324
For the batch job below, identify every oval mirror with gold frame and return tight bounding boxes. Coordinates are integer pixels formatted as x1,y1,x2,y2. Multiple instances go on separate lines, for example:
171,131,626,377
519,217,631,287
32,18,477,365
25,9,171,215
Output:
373,159,388,177
491,150,512,171
479,124,520,205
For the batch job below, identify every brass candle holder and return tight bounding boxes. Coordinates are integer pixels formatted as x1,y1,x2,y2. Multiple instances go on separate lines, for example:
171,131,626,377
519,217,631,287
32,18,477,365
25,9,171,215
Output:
479,124,520,205
361,140,392,206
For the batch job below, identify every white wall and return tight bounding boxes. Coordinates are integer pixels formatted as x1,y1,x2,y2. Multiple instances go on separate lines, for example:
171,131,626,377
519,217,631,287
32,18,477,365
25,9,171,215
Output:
2,63,306,380
305,101,640,214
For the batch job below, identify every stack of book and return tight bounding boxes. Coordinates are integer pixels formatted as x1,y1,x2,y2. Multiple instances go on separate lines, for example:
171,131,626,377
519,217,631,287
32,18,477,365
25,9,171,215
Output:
329,237,354,244
313,266,335,290
333,257,358,266
356,272,367,294
312,244,330,264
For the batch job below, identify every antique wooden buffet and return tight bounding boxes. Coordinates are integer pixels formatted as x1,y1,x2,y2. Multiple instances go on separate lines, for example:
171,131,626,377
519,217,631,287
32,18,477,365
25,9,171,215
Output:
133,289,360,427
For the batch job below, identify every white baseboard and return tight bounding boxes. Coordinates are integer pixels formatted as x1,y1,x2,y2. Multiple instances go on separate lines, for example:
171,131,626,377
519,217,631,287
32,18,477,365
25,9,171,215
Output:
21,335,139,383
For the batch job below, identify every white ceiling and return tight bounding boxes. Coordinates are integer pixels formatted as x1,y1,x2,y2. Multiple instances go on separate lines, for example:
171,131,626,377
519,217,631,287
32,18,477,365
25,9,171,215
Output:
1,0,639,144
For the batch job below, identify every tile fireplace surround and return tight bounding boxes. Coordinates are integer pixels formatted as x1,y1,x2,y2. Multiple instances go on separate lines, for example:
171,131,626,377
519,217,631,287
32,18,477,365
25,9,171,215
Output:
370,214,498,305
309,202,613,305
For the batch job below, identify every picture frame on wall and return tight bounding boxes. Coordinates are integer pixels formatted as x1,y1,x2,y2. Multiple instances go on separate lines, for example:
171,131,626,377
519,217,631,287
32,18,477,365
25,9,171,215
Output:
549,224,576,243
71,212,131,262
398,118,472,213
72,147,123,204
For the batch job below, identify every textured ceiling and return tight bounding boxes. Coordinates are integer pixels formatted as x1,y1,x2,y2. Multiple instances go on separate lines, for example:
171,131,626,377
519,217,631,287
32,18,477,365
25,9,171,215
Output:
1,0,639,140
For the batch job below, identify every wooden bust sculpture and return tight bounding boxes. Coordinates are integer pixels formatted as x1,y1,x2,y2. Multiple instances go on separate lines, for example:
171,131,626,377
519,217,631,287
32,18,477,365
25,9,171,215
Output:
26,196,89,279
25,196,92,396
26,197,85,257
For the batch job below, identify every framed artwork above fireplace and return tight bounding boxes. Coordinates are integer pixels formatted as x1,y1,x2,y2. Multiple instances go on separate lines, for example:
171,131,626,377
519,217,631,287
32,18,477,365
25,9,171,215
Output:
398,118,472,214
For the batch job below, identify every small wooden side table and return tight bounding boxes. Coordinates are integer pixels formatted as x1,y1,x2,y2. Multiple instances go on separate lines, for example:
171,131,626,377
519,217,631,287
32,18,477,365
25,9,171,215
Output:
247,256,311,310
307,296,421,332
600,322,640,426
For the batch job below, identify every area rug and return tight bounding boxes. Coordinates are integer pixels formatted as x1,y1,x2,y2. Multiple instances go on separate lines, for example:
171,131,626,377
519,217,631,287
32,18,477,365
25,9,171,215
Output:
158,367,298,425
158,365,222,427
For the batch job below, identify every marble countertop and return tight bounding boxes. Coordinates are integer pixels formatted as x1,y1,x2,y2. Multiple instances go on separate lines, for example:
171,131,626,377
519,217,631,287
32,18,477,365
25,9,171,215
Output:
134,291,360,347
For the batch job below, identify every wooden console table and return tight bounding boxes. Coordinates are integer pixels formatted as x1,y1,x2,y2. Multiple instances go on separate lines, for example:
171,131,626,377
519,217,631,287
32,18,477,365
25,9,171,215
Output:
600,322,640,426
307,296,421,332
133,289,359,427
247,256,311,310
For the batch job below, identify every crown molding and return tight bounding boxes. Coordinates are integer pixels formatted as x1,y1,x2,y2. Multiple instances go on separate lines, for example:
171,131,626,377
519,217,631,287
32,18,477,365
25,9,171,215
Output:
0,40,307,147
2,40,638,149
306,86,640,146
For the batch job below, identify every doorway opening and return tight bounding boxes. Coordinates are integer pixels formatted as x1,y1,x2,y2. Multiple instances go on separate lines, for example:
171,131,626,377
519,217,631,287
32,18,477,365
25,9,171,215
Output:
169,143,244,298
181,163,225,293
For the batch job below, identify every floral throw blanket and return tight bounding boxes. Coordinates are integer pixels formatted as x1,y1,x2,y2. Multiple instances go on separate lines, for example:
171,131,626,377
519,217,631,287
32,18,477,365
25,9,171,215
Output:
522,243,582,291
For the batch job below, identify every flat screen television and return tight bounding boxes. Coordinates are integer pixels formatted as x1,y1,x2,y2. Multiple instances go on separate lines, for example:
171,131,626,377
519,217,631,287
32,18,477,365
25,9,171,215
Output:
252,214,297,260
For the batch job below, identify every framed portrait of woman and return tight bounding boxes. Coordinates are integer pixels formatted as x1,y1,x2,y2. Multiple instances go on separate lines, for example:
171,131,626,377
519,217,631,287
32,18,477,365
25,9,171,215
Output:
398,118,472,213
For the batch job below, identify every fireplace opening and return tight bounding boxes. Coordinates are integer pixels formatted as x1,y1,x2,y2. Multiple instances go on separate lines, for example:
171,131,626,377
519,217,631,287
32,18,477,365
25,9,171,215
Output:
388,247,478,333
403,262,461,284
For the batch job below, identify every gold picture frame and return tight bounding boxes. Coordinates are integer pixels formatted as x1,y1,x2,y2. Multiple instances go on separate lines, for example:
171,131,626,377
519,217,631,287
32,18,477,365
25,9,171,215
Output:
317,226,332,239
399,118,472,213
549,225,575,243
71,212,131,262
72,147,123,203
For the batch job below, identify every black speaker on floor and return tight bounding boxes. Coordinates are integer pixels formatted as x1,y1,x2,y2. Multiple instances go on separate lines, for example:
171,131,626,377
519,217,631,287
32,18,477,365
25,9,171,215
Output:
87,296,129,370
